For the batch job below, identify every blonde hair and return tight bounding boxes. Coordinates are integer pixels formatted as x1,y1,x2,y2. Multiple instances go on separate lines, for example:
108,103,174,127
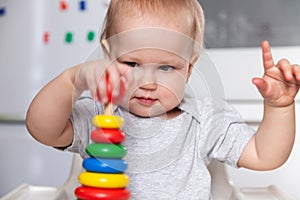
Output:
100,0,205,48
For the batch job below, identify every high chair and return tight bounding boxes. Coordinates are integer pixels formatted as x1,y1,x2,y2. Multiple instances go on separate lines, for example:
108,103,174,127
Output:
208,160,293,200
1,153,292,200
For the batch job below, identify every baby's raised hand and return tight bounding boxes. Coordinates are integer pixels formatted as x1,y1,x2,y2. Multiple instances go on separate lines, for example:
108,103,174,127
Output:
252,41,300,107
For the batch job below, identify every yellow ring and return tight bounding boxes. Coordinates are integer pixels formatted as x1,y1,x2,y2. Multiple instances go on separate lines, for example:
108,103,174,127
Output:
93,115,124,129
78,172,129,188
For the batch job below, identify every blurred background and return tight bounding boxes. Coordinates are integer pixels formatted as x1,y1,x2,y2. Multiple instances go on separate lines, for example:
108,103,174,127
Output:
0,0,299,198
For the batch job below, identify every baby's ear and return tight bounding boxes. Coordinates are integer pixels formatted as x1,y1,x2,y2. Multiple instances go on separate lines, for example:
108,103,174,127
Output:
101,39,110,58
187,53,199,82
190,53,199,65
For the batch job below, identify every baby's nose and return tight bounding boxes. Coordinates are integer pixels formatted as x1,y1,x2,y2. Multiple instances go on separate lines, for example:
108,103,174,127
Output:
139,81,157,90
136,68,157,90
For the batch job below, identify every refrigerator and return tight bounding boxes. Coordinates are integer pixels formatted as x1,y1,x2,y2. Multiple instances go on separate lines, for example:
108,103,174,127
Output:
0,0,108,196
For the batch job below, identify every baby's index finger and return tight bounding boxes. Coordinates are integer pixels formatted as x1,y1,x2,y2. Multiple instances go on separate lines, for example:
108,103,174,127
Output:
262,40,275,69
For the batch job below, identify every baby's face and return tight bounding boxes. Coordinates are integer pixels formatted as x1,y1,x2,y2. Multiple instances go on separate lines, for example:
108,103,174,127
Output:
117,48,190,118
106,13,196,118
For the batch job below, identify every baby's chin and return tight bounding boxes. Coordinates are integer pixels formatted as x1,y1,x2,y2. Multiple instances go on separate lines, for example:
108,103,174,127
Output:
119,104,166,118
127,106,182,120
128,109,167,119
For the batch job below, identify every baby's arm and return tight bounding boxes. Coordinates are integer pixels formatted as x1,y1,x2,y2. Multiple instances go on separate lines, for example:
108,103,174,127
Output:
238,41,300,170
26,66,79,148
26,60,129,148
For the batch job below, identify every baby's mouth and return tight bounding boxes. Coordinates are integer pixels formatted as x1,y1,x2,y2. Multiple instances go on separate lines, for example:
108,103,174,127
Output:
134,96,158,106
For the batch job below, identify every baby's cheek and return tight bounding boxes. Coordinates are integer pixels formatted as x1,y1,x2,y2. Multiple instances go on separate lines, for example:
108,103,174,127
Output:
166,80,185,99
119,93,131,110
161,87,184,107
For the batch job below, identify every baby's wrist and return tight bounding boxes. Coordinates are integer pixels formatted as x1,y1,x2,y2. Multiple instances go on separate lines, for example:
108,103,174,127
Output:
63,66,86,102
264,100,295,113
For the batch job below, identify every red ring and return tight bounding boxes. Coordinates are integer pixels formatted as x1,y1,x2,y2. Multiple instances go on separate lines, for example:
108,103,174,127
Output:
75,186,130,200
91,128,125,144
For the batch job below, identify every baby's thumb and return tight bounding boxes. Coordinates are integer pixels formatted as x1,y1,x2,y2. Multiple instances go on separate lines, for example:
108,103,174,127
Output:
252,77,267,95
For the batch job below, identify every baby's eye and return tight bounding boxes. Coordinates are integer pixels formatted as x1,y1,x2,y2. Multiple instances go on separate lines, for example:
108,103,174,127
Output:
159,65,175,71
124,62,139,68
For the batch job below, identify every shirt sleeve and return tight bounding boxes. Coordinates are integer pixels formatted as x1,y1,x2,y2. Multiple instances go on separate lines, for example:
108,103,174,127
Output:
65,94,101,158
199,98,256,168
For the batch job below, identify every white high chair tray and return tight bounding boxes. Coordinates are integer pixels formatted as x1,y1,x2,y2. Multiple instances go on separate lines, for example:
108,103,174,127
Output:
233,185,293,200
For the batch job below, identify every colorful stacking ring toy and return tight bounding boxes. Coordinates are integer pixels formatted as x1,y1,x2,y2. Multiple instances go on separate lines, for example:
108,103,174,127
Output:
75,73,130,200
75,186,130,200
83,158,128,173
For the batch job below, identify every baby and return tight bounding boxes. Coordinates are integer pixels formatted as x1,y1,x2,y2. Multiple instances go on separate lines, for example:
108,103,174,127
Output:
26,0,300,199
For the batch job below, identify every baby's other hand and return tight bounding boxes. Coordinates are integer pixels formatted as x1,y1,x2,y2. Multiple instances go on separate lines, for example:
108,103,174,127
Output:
252,41,300,107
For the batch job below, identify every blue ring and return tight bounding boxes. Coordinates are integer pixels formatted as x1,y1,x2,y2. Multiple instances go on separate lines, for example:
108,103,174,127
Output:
83,158,128,173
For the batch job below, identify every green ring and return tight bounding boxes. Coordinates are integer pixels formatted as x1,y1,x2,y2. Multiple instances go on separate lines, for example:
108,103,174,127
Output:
86,143,126,158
